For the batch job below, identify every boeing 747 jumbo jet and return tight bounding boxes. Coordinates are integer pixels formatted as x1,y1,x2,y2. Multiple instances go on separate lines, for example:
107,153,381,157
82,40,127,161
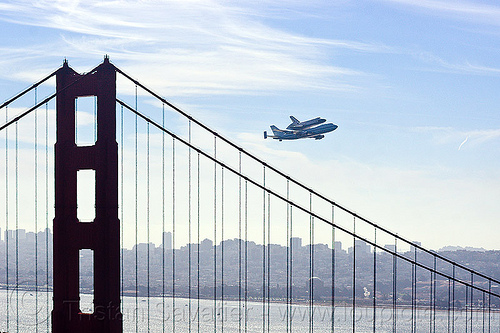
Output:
264,116,338,141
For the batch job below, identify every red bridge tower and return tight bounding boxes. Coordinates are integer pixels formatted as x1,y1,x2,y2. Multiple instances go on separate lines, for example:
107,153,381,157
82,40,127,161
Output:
52,57,122,333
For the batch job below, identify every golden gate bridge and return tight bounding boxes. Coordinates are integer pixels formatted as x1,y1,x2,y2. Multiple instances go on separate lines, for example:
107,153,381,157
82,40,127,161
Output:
0,56,499,332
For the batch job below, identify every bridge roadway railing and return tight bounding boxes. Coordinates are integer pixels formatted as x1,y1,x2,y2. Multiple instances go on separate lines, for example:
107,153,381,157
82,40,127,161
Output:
0,58,499,332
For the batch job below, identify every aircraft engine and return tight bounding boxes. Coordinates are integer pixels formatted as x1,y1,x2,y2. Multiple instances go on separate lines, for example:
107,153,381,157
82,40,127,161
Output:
314,135,324,140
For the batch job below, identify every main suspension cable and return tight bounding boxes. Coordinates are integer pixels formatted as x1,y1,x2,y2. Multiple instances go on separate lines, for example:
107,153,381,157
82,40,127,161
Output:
1,62,103,133
0,69,58,110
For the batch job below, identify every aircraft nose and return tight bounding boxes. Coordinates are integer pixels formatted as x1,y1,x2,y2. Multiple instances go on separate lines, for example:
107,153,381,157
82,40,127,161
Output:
333,124,338,130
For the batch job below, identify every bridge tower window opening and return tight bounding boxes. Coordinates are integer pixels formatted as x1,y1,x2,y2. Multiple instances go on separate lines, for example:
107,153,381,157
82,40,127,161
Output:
77,169,96,222
79,249,94,313
75,96,97,146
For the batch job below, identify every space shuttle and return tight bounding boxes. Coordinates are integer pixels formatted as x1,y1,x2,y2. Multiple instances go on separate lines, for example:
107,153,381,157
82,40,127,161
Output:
286,116,326,131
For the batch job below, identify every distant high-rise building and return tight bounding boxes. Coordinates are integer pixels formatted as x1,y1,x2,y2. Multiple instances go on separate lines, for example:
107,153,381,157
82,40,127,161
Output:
384,244,396,253
348,239,371,254
4,229,14,242
134,243,156,253
410,241,422,253
290,237,302,249
26,231,35,243
18,229,26,240
162,231,172,250
334,241,343,252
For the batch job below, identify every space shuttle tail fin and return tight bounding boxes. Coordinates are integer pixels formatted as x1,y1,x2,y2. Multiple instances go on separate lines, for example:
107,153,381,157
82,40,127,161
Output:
270,125,280,135
290,116,299,124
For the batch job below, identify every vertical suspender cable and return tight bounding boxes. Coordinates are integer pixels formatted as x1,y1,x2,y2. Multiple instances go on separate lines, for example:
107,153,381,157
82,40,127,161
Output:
244,180,248,333
172,137,176,333
483,291,486,333
413,246,417,333
289,205,293,332
309,192,314,333
433,257,437,333
373,228,377,333
452,265,455,333
15,120,19,332
134,85,138,333
45,102,49,333
120,104,124,315
448,270,452,332
34,87,39,333
430,266,434,333
213,137,217,333
286,179,291,333
393,238,397,333
238,152,242,333
5,105,8,333
311,195,314,332
162,104,166,333
221,167,225,333
448,277,451,333
197,152,201,332
471,273,474,333
332,206,336,333
267,192,271,333
147,123,150,332
352,217,356,333
488,280,491,333
466,276,469,333
188,120,192,333
262,166,266,333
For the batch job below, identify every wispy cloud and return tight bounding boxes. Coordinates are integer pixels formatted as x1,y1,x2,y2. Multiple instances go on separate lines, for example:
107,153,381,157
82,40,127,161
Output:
0,0,389,95
414,126,500,149
416,52,500,76
382,0,500,26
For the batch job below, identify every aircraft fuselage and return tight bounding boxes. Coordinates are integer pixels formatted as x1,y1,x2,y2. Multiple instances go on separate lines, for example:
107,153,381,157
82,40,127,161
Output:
265,122,338,141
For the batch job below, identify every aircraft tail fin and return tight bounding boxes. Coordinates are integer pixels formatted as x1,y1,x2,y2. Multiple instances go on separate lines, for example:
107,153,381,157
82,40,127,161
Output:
270,125,281,135
264,131,268,139
290,116,299,124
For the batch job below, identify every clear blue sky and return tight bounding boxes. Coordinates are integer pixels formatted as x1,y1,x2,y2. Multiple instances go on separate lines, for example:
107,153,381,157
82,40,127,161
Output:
0,0,499,250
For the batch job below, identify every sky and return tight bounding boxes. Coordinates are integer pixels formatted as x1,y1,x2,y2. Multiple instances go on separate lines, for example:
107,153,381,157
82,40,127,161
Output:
0,0,499,250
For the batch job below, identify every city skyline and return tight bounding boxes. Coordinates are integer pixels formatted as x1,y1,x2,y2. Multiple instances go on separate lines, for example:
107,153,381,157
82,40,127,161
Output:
1,227,486,254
